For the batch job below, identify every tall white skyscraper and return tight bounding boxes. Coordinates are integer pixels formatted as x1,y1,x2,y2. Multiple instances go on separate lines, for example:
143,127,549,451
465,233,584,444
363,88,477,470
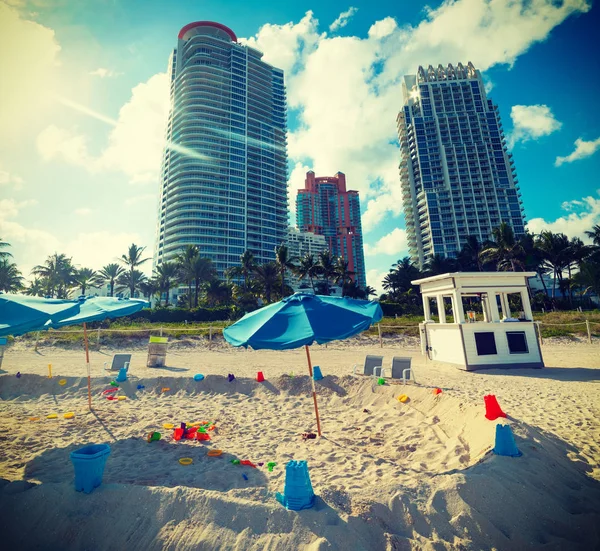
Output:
154,21,288,277
397,62,526,269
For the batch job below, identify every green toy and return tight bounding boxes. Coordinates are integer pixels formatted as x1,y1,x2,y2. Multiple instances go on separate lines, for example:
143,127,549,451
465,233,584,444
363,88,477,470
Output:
231,459,240,465
110,381,119,387
267,462,277,472
377,378,385,385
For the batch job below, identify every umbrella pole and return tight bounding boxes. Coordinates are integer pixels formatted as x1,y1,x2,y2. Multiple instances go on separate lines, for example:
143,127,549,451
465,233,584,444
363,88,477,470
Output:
83,322,92,411
304,345,322,437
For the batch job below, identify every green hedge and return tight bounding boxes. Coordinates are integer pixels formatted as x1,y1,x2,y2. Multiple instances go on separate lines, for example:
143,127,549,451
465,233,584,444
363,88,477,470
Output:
379,302,423,317
122,307,232,323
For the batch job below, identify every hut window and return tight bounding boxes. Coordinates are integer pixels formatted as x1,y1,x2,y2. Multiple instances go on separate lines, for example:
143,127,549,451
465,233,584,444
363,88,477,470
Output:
507,331,528,354
474,332,497,355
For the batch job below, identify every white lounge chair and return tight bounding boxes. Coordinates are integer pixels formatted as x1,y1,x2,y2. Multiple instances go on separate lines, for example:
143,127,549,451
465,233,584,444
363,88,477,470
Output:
103,353,132,372
353,355,384,376
390,356,413,384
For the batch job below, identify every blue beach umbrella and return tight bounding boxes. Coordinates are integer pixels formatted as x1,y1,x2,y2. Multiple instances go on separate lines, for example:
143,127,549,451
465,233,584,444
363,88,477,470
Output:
0,294,148,409
224,293,383,435
0,294,81,338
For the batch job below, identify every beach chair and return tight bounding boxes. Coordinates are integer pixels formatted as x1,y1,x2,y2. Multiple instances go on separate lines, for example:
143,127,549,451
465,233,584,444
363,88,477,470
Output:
103,354,131,372
390,356,414,384
353,355,384,376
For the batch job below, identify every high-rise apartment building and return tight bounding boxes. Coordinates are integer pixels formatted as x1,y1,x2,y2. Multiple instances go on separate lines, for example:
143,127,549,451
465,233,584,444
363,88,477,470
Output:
296,171,366,287
154,21,288,277
286,227,327,291
397,62,526,269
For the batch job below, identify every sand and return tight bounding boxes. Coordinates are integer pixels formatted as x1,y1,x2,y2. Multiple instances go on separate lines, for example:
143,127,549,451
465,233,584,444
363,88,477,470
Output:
0,336,599,550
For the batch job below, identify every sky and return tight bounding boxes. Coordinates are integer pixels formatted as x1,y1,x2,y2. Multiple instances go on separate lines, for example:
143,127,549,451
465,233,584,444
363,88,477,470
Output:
1,0,599,296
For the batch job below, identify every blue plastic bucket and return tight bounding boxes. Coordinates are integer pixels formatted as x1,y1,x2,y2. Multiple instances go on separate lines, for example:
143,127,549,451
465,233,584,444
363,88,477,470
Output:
70,444,111,494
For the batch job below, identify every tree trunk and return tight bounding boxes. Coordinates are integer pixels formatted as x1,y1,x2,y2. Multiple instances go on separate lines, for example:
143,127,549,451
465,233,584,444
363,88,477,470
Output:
165,285,170,307
194,281,200,308
109,280,114,297
189,282,193,309
281,267,285,298
552,269,557,300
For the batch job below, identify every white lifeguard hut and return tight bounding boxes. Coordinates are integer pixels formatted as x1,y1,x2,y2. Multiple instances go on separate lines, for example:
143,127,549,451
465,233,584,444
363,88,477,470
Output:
411,272,544,370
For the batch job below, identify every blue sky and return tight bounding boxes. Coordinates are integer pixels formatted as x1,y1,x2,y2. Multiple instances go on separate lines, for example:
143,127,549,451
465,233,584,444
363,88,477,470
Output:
1,0,599,295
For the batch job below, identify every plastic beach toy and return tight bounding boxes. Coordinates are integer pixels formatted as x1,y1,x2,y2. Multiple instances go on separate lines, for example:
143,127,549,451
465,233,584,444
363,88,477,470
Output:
433,388,442,395
102,388,118,395
47,413,58,419
137,384,145,390
58,379,67,386
147,431,161,443
64,412,75,419
377,378,385,385
161,387,170,393
70,444,111,494
163,423,175,430
228,373,235,382
16,372,21,378
242,474,248,481
312,366,324,381
117,396,127,401
256,371,265,382
193,374,205,381
267,462,277,472
207,449,222,457
276,460,315,511
240,460,257,468
29,417,40,422
484,394,507,421
397,394,409,403
493,424,522,457
178,458,193,466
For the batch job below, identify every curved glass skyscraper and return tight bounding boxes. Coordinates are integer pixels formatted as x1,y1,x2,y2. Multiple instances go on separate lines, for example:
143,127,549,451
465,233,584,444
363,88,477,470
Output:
154,21,288,277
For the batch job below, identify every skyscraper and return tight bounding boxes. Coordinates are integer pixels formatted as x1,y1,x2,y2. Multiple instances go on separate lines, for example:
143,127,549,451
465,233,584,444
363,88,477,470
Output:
296,171,366,287
154,21,288,277
397,62,526,269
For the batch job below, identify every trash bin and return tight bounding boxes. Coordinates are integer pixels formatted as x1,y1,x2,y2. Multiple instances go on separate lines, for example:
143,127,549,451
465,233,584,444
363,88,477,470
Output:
147,336,168,367
70,444,111,493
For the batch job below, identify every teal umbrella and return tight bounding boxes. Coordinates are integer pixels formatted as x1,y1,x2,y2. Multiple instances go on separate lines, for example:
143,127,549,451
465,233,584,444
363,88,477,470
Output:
0,294,81,337
224,293,383,435
0,294,148,409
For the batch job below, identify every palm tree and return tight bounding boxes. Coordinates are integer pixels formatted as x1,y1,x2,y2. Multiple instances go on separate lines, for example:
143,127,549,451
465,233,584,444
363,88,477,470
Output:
175,245,200,308
423,254,457,276
203,279,233,307
116,269,147,299
0,259,23,292
154,261,179,307
253,262,279,303
573,261,600,298
334,257,355,289
294,253,320,292
24,278,46,296
275,243,296,298
364,285,376,298
317,250,337,295
139,279,159,304
584,225,600,247
119,244,149,298
479,223,524,271
457,235,484,271
0,238,13,259
536,231,570,300
566,237,588,304
191,256,216,307
73,267,97,295
95,263,125,297
31,253,76,298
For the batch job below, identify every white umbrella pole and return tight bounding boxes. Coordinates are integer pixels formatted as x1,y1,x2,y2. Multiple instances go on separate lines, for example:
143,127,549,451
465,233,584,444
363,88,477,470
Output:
83,322,92,411
304,345,322,437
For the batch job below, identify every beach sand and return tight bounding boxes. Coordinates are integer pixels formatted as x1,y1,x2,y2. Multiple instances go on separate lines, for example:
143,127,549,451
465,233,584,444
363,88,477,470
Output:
0,336,599,550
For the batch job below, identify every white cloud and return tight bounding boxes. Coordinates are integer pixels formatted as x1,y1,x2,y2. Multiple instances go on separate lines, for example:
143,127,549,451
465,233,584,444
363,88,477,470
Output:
364,227,408,256
74,207,91,216
0,162,24,189
555,136,600,167
0,198,144,277
124,194,155,206
36,72,170,184
527,191,600,241
366,268,388,297
242,1,588,236
89,67,121,78
508,104,562,147
0,3,63,141
367,17,397,39
329,7,358,32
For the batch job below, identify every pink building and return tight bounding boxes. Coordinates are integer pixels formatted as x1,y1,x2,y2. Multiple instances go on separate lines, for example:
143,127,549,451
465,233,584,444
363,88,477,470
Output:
296,171,366,287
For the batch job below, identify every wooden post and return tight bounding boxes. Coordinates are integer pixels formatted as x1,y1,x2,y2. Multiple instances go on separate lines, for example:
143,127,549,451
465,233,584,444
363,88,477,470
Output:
586,320,592,344
35,331,40,352
160,326,163,337
209,326,213,341
304,345,322,437
378,323,383,348
97,327,101,347
83,322,92,411
536,321,543,346
48,363,52,379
